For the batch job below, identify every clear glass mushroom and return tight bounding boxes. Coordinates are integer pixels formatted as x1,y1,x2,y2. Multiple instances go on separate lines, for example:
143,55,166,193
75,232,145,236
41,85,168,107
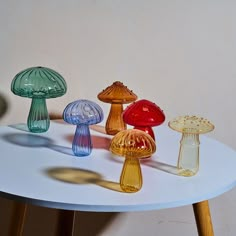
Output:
63,99,104,157
11,66,67,133
97,81,137,135
110,129,156,193
168,115,215,177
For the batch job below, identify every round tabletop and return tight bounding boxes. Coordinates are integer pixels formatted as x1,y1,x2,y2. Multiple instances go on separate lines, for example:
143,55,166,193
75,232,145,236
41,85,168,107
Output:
0,120,236,212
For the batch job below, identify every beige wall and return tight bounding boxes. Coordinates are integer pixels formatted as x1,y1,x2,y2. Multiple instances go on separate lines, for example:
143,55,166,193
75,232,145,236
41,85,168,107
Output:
0,1,236,235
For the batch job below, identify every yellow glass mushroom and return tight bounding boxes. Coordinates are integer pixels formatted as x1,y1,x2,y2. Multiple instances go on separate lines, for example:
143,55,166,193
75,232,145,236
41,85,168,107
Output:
110,129,156,193
168,115,214,177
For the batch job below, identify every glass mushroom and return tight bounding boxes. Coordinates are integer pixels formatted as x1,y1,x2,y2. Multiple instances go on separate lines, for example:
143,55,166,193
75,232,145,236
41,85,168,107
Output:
122,99,165,141
63,99,104,157
168,115,215,177
110,129,156,193
11,66,67,133
97,81,137,135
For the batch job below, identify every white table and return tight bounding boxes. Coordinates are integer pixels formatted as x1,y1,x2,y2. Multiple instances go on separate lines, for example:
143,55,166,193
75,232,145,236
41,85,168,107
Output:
1,120,236,235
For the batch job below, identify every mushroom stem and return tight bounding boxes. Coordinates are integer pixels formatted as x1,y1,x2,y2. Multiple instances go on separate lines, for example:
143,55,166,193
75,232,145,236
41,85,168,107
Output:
72,124,92,156
120,157,142,193
177,132,200,176
106,103,126,135
133,126,155,140
27,98,50,133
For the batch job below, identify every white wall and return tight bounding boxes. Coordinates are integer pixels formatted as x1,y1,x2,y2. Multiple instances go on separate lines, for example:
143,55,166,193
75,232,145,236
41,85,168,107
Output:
1,1,236,235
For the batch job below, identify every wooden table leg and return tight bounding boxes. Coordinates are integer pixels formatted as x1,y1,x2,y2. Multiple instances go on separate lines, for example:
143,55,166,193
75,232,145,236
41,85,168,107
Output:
56,210,76,236
9,202,28,236
192,200,214,236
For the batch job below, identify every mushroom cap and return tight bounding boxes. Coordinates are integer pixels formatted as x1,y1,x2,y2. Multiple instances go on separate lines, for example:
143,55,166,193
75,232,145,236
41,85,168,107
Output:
97,81,137,104
63,99,104,125
123,99,165,127
168,115,215,134
110,129,156,159
11,66,67,99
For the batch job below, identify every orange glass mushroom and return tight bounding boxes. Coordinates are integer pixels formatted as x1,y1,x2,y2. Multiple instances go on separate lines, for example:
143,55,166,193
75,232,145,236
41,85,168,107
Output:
97,81,137,135
122,99,165,140
110,129,156,193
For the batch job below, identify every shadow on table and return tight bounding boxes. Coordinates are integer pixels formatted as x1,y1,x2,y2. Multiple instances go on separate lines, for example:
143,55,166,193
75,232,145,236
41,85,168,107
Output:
8,123,112,150
65,123,111,150
142,159,178,175
108,152,178,176
8,123,29,132
90,124,107,134
46,167,123,193
64,134,111,151
2,133,74,156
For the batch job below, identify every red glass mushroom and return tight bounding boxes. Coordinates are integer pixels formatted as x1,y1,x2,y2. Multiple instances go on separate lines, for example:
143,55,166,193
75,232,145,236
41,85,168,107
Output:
122,99,165,140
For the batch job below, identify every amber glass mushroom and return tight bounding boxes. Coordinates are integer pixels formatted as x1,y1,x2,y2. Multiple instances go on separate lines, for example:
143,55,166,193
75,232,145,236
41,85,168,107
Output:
168,115,214,177
123,99,165,140
97,81,137,135
110,129,156,193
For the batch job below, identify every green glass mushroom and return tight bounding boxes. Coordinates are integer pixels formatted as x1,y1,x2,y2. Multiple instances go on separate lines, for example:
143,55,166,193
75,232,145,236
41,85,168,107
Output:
11,66,67,133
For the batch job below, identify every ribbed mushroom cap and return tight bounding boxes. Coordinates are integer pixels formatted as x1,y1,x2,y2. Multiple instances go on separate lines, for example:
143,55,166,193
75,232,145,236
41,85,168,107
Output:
110,129,156,159
123,99,165,127
63,99,104,125
11,66,67,99
168,115,215,134
97,81,137,104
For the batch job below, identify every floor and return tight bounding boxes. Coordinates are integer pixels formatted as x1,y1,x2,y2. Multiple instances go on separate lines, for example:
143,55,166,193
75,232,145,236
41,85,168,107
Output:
100,187,236,236
0,186,236,235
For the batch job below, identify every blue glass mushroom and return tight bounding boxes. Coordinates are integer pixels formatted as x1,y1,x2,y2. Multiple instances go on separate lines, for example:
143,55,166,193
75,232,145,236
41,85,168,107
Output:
63,99,104,156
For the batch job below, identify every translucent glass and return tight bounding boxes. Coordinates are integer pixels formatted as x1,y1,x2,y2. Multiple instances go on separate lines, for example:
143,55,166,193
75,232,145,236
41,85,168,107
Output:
97,81,137,135
27,98,50,133
11,66,67,133
123,99,165,140
120,157,142,193
72,124,92,156
110,129,156,192
169,115,214,177
106,103,126,135
63,99,104,157
178,133,200,176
